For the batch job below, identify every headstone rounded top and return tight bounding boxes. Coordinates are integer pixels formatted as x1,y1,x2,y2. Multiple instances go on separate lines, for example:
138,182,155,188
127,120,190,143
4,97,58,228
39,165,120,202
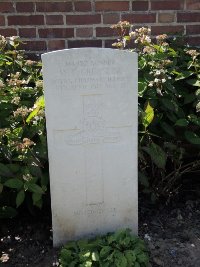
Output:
41,47,137,60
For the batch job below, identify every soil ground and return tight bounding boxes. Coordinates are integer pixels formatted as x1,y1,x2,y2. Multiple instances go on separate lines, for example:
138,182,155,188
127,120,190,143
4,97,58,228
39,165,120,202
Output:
1,197,200,267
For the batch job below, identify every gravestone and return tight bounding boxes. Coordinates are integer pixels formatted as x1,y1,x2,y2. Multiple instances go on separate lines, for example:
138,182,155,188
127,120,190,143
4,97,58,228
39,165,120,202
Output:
42,48,138,247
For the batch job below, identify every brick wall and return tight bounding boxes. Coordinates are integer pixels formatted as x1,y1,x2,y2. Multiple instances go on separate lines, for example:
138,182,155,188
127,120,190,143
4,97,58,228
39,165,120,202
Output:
0,0,200,56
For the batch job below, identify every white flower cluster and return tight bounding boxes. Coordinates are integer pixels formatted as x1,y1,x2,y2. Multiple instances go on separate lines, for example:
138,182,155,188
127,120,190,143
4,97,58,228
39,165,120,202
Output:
11,96,20,105
148,68,172,93
32,109,45,125
129,27,151,45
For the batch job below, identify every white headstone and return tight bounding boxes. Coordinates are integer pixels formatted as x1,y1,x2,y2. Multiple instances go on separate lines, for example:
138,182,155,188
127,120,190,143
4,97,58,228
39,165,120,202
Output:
42,48,138,247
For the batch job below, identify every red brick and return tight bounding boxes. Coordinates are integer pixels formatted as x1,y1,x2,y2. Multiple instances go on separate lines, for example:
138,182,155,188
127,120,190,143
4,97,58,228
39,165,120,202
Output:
0,3,15,13
16,2,34,12
76,28,93,37
96,1,129,11
66,15,101,25
48,40,65,51
46,15,63,25
8,15,44,26
0,28,17,37
186,0,200,10
158,13,175,23
185,36,200,46
122,13,156,23
151,0,184,10
96,27,117,37
74,1,91,12
68,40,102,48
103,13,120,24
36,2,72,12
105,39,116,48
19,28,36,38
0,16,5,26
132,1,149,11
39,28,74,38
186,25,200,34
177,12,200,22
132,25,147,31
151,25,184,35
21,41,47,51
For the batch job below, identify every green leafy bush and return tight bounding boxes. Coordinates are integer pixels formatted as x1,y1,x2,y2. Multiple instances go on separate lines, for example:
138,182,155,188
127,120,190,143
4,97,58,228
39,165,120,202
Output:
0,36,48,218
112,22,200,201
1,24,200,216
59,229,149,267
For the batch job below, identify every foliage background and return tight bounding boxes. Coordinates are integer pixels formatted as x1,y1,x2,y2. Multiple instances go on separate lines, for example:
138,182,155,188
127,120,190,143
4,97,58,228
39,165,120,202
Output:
112,22,200,202
0,24,200,217
0,36,47,218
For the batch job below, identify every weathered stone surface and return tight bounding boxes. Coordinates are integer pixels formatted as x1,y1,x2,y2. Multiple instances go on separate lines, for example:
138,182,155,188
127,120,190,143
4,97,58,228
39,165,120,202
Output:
42,48,138,247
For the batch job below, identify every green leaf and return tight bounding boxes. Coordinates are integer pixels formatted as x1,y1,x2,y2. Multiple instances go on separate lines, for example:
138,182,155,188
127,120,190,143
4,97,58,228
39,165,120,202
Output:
185,131,200,145
26,95,45,123
124,250,136,264
177,107,185,119
116,255,127,267
16,190,25,208
35,95,45,108
60,249,73,264
32,192,42,205
0,206,17,218
143,102,154,129
138,79,147,97
161,98,176,111
26,106,40,123
160,122,176,137
166,112,177,123
64,241,77,251
184,94,196,104
137,253,149,264
26,183,44,194
175,119,188,127
175,71,193,80
84,261,92,267
29,165,42,178
187,79,200,87
41,174,49,187
79,250,91,261
196,101,200,113
77,239,89,250
13,127,23,138
195,89,200,100
143,142,167,169
4,178,23,190
8,164,20,174
100,246,112,258
92,252,99,262
0,163,13,177
188,114,200,126
124,36,131,42
138,58,146,70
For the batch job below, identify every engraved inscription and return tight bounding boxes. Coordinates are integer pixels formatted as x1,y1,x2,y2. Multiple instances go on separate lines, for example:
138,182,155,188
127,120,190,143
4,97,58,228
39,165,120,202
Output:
53,95,121,206
67,95,120,145
60,59,115,68
50,75,128,92
73,206,116,217
82,95,104,205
